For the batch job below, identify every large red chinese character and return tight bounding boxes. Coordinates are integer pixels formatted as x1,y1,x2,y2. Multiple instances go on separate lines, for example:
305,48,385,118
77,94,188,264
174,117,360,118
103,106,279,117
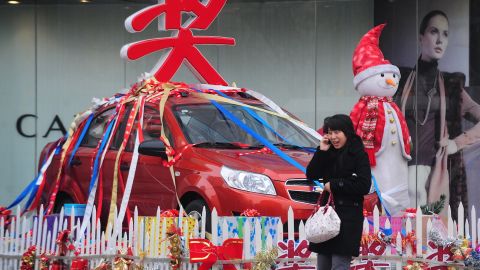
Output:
425,241,453,270
121,0,235,86
277,240,315,270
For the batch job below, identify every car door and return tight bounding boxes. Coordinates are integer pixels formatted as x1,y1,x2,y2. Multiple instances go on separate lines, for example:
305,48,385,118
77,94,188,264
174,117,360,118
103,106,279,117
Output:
67,108,117,202
120,106,177,216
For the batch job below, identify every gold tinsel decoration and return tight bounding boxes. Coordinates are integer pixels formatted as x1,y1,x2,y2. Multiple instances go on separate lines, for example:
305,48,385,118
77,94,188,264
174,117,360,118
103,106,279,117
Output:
167,225,183,270
94,259,112,270
252,247,278,270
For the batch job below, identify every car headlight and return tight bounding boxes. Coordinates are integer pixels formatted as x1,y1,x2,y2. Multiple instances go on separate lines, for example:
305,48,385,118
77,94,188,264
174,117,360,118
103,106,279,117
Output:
220,166,276,195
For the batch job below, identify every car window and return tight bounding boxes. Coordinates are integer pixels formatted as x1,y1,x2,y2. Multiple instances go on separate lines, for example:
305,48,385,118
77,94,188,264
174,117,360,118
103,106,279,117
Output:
125,106,174,152
80,108,116,148
174,103,317,147
109,105,133,150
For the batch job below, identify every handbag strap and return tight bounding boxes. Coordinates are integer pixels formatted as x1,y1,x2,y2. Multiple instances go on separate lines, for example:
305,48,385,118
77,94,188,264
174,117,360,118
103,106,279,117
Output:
314,191,335,212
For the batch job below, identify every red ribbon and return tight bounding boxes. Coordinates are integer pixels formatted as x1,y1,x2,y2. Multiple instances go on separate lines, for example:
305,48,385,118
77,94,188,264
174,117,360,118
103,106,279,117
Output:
160,209,180,217
404,208,417,218
237,146,273,157
240,209,261,217
70,258,88,270
189,238,243,270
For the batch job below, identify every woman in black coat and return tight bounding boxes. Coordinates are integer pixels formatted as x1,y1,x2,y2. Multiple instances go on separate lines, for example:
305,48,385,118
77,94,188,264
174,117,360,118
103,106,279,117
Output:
306,114,371,270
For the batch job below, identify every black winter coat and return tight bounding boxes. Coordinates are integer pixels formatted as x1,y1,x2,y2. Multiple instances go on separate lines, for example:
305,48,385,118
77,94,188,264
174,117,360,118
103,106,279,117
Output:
306,137,371,256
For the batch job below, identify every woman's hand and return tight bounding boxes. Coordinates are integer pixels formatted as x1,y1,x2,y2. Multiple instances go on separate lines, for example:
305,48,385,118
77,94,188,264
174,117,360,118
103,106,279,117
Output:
319,135,331,151
439,137,458,155
324,182,331,192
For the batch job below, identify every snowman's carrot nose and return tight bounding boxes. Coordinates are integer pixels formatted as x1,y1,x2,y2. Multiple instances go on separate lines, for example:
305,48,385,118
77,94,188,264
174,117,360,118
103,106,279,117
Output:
386,78,396,87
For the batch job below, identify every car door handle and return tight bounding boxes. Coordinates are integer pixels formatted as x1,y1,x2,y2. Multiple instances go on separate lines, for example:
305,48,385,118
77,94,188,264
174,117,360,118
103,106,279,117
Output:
120,163,130,171
70,158,82,166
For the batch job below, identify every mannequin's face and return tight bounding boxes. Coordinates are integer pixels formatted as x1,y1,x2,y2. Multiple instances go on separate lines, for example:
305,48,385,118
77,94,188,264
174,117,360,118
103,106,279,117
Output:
420,15,449,62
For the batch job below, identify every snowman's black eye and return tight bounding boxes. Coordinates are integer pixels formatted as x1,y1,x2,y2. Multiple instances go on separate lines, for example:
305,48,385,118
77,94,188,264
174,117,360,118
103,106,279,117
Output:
381,73,385,77
393,74,396,78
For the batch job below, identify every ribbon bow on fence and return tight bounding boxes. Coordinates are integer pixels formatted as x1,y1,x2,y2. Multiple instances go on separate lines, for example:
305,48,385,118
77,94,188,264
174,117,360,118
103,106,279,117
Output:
189,238,243,270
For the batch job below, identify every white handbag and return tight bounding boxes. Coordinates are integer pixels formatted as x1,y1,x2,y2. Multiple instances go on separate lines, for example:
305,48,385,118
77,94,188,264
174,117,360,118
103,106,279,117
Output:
305,192,341,243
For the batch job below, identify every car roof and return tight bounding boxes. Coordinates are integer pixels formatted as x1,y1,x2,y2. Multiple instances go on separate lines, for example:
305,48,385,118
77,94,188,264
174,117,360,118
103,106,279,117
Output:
147,91,266,108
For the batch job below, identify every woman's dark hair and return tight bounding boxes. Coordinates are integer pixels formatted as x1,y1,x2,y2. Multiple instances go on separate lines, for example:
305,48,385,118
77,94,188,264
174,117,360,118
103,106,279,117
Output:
419,10,449,35
323,114,356,141
323,114,364,170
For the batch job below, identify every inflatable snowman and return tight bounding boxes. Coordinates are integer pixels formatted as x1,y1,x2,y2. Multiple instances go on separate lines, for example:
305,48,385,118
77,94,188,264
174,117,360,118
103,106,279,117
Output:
350,24,412,216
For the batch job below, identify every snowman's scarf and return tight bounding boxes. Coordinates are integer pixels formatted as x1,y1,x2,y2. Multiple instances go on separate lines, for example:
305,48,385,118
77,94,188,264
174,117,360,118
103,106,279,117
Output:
353,96,391,166
351,95,411,166
363,96,392,152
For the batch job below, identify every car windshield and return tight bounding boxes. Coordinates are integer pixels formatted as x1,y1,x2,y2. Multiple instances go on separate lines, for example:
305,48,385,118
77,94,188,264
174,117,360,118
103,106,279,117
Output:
173,103,318,148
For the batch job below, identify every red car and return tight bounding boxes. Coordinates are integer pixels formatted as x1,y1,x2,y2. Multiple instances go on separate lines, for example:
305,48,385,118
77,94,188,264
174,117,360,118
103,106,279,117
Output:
40,88,319,230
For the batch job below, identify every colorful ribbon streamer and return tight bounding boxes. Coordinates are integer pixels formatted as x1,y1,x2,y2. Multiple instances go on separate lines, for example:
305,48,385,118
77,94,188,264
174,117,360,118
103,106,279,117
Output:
68,113,94,167
372,174,391,217
195,89,307,173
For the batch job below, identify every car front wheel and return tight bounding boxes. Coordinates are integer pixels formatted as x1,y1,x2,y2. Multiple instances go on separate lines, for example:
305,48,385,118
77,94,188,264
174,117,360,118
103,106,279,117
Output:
184,199,212,233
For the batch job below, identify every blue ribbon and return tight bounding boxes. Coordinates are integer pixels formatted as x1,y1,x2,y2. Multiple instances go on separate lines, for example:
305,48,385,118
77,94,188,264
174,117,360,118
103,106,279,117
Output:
6,139,64,211
372,174,391,217
6,179,37,210
195,89,307,173
212,90,315,153
69,113,94,167
88,118,116,193
366,218,393,236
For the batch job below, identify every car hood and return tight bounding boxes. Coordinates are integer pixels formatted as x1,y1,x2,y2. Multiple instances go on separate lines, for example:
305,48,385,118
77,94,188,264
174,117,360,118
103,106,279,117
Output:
187,147,313,181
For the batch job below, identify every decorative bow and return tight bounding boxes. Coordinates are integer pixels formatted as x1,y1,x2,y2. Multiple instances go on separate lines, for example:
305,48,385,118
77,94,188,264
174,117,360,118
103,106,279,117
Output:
189,238,243,270
160,209,180,217
71,258,89,270
241,209,261,217
404,208,417,218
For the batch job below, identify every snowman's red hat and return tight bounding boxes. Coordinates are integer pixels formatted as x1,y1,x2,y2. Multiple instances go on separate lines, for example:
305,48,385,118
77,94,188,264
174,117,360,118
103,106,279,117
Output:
352,24,400,89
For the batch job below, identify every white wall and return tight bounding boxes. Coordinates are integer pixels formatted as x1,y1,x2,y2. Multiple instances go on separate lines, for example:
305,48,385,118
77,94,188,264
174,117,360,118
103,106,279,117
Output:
0,1,373,205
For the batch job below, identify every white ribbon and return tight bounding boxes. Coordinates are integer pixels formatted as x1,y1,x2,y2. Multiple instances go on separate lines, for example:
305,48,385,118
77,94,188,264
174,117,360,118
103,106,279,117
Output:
245,89,322,141
75,118,118,246
107,96,145,251
35,143,59,185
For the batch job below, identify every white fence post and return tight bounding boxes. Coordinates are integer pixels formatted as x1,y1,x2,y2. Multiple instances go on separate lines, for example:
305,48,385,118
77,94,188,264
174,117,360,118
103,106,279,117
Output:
211,208,218,246
287,207,294,241
472,206,477,247
276,219,283,246
458,202,465,238
416,207,422,257
405,218,412,256
254,218,261,253
243,219,251,260
448,206,454,237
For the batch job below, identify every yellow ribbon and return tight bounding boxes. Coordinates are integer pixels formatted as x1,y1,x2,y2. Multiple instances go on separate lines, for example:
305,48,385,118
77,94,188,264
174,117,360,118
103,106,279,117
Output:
107,99,140,229
191,92,304,122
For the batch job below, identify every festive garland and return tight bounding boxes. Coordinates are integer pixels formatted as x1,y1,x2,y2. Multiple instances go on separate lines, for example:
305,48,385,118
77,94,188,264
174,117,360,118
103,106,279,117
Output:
253,247,278,270
166,224,183,270
20,246,36,270
241,209,261,217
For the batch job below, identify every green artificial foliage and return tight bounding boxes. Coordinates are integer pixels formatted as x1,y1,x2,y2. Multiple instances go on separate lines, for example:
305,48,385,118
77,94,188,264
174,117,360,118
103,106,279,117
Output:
420,194,447,215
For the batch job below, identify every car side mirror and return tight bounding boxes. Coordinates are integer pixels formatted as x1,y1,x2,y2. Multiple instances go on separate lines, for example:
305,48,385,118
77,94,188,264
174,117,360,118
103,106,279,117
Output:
138,140,167,159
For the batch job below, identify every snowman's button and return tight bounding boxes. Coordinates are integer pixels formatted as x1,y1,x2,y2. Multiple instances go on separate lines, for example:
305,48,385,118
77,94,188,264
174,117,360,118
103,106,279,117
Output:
391,140,397,146
391,128,396,134
387,109,392,114
389,118,395,123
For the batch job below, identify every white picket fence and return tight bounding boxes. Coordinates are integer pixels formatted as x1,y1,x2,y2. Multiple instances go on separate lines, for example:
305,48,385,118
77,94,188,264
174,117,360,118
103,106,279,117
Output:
0,202,476,269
